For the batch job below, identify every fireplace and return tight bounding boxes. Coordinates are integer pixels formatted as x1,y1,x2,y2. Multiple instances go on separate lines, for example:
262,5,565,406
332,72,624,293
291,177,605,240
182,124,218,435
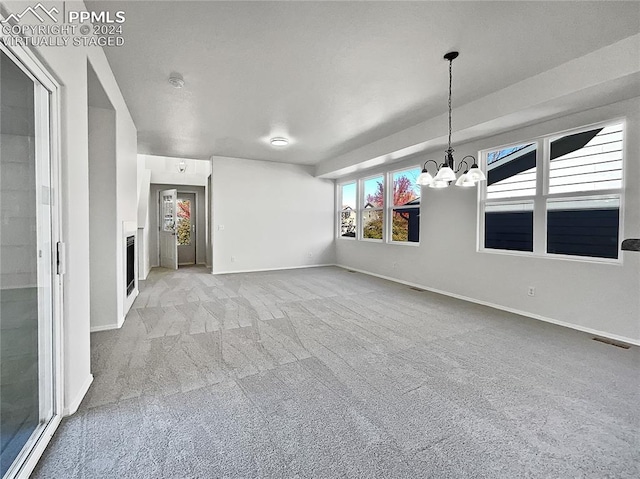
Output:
126,235,135,296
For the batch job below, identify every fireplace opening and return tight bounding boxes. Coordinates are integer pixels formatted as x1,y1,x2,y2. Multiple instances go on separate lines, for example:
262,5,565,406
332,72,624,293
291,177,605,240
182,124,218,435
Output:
126,235,135,296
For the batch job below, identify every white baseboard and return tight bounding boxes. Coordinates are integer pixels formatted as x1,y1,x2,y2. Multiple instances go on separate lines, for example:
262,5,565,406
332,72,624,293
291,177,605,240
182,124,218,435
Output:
335,264,640,347
140,264,151,280
63,374,93,416
90,323,121,333
212,263,334,275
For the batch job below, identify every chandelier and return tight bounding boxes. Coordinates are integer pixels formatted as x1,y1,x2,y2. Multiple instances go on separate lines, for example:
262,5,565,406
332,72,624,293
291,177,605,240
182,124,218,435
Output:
417,51,486,188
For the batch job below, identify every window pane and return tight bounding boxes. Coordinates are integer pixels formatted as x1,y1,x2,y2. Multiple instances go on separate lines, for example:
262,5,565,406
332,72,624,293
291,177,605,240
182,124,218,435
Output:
362,210,383,240
392,168,420,207
340,183,357,237
363,176,384,208
486,143,536,199
177,199,191,245
340,209,356,238
549,124,623,194
392,208,419,242
547,197,619,259
341,183,356,209
485,202,534,251
390,168,420,243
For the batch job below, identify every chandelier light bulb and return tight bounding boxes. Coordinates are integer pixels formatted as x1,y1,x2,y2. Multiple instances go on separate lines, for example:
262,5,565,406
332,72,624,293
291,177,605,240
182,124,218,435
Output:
417,170,434,186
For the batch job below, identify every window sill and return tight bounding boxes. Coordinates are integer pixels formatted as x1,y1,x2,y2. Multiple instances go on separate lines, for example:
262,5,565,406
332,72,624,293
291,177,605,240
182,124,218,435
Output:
478,247,623,266
388,241,420,247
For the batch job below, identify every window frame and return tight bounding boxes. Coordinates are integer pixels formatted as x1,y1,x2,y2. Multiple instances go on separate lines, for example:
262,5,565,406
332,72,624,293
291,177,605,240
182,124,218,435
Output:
337,181,357,240
478,119,625,264
335,165,422,246
359,173,385,242
386,166,421,246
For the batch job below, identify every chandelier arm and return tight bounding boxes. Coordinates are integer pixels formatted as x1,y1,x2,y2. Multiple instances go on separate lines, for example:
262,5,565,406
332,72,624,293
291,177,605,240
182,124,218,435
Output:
422,159,439,173
455,159,469,174
461,155,478,165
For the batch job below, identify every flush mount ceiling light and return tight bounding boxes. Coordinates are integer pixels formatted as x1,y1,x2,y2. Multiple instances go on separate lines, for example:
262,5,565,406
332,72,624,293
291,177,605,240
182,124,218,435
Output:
417,51,486,189
270,137,289,147
168,72,185,89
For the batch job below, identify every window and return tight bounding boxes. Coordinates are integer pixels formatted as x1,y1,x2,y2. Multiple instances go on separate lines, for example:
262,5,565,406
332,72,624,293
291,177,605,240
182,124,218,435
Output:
481,121,624,260
337,166,420,245
339,182,356,238
547,197,620,259
389,167,421,243
484,143,537,252
546,123,623,259
177,198,191,245
548,124,623,194
361,176,384,240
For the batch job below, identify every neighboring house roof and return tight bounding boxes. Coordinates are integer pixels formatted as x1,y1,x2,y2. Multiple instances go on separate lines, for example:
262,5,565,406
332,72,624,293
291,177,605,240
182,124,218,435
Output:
487,128,600,186
394,197,421,212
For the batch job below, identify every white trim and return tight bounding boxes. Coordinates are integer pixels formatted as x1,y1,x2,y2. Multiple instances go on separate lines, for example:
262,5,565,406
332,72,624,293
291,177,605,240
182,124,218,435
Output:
13,415,62,479
62,374,94,417
477,246,623,266
119,287,138,328
387,240,420,247
1,32,66,479
212,263,334,275
480,119,626,263
90,323,122,333
335,264,640,346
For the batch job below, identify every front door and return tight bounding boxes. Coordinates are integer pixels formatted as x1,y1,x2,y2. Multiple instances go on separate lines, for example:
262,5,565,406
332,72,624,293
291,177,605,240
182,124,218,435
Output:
177,193,196,266
159,189,178,270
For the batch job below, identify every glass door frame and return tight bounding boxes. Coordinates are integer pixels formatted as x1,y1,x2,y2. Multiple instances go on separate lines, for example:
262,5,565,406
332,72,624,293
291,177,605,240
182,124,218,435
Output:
0,38,64,479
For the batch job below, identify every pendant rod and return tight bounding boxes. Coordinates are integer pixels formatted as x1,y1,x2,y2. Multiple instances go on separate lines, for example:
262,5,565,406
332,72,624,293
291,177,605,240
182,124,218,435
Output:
443,51,458,169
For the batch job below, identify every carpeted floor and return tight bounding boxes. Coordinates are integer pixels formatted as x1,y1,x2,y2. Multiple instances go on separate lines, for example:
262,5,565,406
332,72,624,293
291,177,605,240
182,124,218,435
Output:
33,266,639,478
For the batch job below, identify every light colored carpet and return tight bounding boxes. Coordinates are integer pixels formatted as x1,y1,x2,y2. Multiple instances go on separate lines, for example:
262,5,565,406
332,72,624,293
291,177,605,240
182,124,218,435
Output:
33,266,639,478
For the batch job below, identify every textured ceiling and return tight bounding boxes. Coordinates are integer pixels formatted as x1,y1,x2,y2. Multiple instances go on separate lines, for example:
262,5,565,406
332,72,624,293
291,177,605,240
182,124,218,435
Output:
88,1,640,164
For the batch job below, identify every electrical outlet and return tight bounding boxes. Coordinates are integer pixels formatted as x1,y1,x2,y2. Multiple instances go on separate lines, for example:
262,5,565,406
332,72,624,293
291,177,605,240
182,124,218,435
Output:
528,286,535,297
231,256,236,262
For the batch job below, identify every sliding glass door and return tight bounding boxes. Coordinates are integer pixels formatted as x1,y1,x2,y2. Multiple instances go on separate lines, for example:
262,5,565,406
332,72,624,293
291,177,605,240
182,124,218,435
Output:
0,45,60,479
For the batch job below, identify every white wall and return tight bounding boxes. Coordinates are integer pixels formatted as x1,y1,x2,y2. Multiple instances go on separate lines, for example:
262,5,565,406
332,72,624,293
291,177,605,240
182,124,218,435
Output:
88,106,117,330
137,169,152,280
336,97,640,344
211,156,335,273
2,1,139,414
115,101,138,325
139,154,211,186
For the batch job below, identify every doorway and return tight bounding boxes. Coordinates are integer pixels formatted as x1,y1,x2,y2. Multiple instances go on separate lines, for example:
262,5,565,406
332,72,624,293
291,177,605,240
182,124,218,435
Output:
177,193,196,266
151,184,206,270
0,45,62,478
